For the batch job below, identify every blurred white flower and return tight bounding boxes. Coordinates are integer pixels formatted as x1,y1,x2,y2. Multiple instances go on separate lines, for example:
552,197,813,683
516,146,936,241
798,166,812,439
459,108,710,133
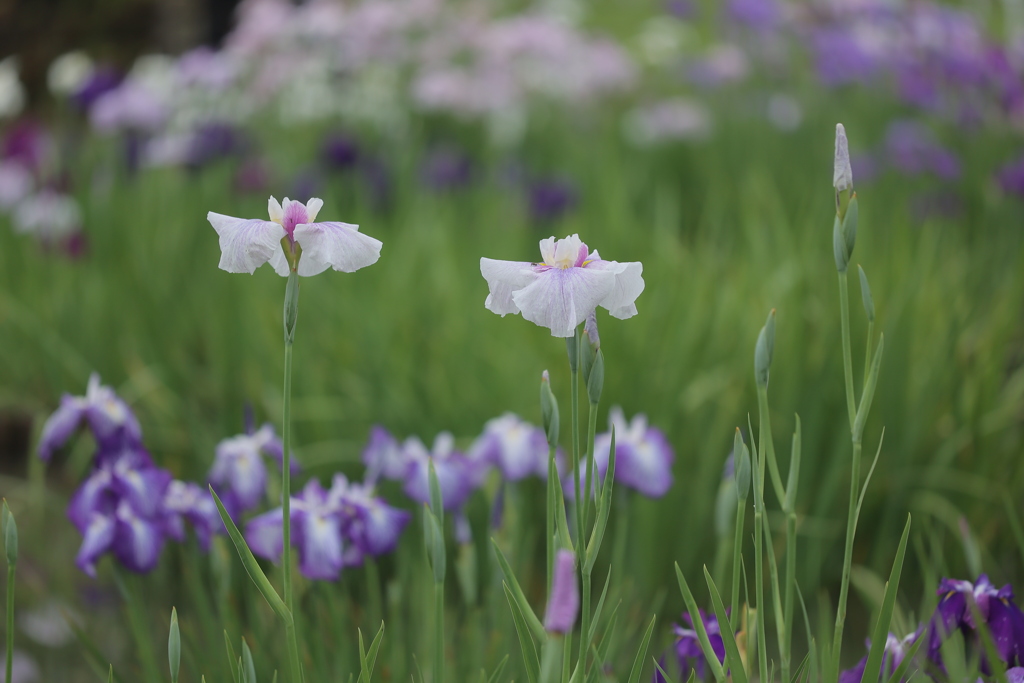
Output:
637,17,693,66
767,94,803,131
0,162,33,210
0,649,40,683
91,82,168,133
0,57,26,119
18,600,78,647
48,51,95,97
623,97,711,146
14,191,82,240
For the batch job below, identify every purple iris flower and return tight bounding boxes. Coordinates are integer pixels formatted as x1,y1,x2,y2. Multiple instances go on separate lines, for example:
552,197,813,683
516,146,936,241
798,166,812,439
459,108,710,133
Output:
321,132,360,171
839,629,921,683
562,446,608,502
163,480,222,550
468,413,548,482
673,609,726,681
726,0,781,32
997,155,1024,197
527,178,578,223
402,432,473,511
72,67,122,110
928,575,1024,665
421,147,475,192
184,122,248,170
38,373,143,460
208,423,290,516
362,425,410,483
246,475,410,581
884,120,961,180
2,121,48,174
594,407,674,498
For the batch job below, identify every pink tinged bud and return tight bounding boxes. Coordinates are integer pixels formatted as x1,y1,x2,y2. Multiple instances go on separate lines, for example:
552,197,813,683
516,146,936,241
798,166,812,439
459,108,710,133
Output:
542,370,551,384
834,123,853,191
584,311,600,348
544,550,579,633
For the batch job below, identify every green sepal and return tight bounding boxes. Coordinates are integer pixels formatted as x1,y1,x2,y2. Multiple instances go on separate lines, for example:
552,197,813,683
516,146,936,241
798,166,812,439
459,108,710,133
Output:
426,509,446,584
842,194,859,261
566,329,580,373
783,415,801,513
733,428,751,501
833,215,849,273
586,350,604,406
857,265,875,322
283,271,299,345
852,334,884,439
540,372,560,448
427,460,444,526
492,540,546,642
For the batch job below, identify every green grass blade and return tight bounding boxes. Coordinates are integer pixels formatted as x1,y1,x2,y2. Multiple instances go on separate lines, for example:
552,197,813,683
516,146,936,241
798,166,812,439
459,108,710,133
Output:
242,639,257,683
674,563,726,683
654,658,677,683
503,582,540,683
703,566,748,683
883,631,924,683
626,615,657,683
587,567,612,645
224,631,239,683
860,514,911,683
485,654,510,683
492,539,546,642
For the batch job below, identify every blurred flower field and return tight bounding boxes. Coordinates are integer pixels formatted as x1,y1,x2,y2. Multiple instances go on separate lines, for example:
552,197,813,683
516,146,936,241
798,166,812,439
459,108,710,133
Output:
1,0,1024,681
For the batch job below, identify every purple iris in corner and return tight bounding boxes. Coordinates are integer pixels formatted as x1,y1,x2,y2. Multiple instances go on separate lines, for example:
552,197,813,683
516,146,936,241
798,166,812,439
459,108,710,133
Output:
38,373,143,460
839,629,921,683
928,575,1024,665
672,609,726,681
595,407,675,498
208,423,293,516
468,413,548,482
245,475,410,581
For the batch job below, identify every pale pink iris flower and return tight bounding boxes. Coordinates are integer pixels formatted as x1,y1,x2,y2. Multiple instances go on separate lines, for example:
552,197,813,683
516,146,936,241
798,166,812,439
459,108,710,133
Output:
207,196,382,276
480,234,644,337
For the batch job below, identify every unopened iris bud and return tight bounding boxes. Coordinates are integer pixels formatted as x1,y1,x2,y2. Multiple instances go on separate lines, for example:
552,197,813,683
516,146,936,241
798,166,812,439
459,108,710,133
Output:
834,123,853,194
833,123,858,272
580,311,600,385
540,370,560,447
733,428,750,500
566,328,580,372
3,500,16,566
754,309,776,387
858,265,875,322
544,549,579,633
587,350,604,405
168,607,180,683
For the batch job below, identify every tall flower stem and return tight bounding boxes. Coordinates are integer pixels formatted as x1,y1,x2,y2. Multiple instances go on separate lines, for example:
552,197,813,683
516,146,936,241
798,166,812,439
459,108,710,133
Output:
730,498,744,633
282,271,303,683
829,270,860,683
434,581,445,683
567,336,583,550
577,399,599,676
5,552,13,683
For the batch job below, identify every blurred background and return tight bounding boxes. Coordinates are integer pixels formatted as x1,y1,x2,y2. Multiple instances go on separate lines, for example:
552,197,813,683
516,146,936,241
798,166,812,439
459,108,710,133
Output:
1,0,1024,680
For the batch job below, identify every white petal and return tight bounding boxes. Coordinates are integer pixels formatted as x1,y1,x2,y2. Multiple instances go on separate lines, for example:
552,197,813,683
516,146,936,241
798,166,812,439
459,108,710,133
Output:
268,243,291,276
293,222,382,276
511,267,617,337
587,260,645,319
538,237,557,264
480,258,537,315
267,196,283,223
207,212,287,274
834,123,853,191
305,197,324,221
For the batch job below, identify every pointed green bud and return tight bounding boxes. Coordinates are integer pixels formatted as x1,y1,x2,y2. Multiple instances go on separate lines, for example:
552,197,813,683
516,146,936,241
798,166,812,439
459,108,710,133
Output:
168,607,181,683
242,638,257,683
586,350,604,406
283,271,300,344
733,428,750,501
540,370,560,447
754,309,776,387
428,460,444,525
858,264,875,322
833,214,849,272
580,311,601,386
566,327,580,373
3,500,17,566
842,194,858,261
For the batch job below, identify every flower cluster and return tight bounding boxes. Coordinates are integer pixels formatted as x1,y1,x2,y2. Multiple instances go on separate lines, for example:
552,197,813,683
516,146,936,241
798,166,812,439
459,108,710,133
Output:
245,475,411,581
208,421,297,518
37,375,220,576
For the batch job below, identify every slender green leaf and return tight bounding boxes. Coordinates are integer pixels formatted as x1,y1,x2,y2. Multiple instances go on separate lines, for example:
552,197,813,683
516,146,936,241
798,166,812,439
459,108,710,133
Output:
586,427,616,573
492,540,546,642
210,486,291,624
883,631,924,683
224,631,239,683
485,654,510,683
587,568,612,645
861,515,911,683
674,563,726,683
852,335,884,438
503,582,540,683
107,665,113,683
242,638,256,683
626,615,657,683
168,607,180,683
654,658,677,683
703,566,748,683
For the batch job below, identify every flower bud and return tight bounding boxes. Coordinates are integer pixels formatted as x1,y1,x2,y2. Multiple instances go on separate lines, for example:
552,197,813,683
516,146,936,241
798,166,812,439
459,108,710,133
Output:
833,214,849,272
540,370,560,447
858,264,875,323
2,500,16,566
168,607,181,683
586,350,604,405
834,123,853,193
754,309,776,387
544,549,579,633
733,428,751,501
566,328,580,373
580,311,600,386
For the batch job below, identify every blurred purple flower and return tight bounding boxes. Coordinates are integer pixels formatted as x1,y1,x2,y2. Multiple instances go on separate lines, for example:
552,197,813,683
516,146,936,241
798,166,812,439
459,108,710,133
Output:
208,423,289,515
421,146,474,192
402,432,473,511
809,28,879,86
163,480,221,550
595,407,674,498
468,413,547,482
363,425,410,483
185,122,248,170
665,0,696,20
884,120,960,179
527,178,577,223
321,132,361,171
839,629,921,683
233,157,272,195
2,121,48,174
726,0,781,31
90,82,168,133
997,155,1024,197
0,161,33,209
72,67,122,109
673,610,726,681
38,373,142,461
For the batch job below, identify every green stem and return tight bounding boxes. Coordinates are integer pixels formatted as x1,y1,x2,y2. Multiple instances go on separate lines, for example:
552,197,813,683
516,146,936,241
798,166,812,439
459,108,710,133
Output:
5,565,13,683
122,573,161,683
577,569,592,679
570,361,582,551
838,273,857,430
281,273,302,683
433,581,445,683
366,557,382,631
547,446,557,591
829,438,862,683
783,511,796,683
730,498,744,632
581,403,598,534
753,508,768,683
756,386,786,505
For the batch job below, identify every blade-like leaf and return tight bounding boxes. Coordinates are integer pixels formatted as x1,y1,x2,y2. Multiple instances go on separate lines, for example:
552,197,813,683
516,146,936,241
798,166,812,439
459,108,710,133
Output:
492,540,546,642
224,631,239,683
703,566,748,683
883,631,924,683
210,486,291,624
674,563,726,682
588,568,613,645
626,615,657,683
586,428,616,574
654,658,677,683
504,583,541,683
486,654,510,683
860,514,911,683
242,639,257,683
853,335,884,438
